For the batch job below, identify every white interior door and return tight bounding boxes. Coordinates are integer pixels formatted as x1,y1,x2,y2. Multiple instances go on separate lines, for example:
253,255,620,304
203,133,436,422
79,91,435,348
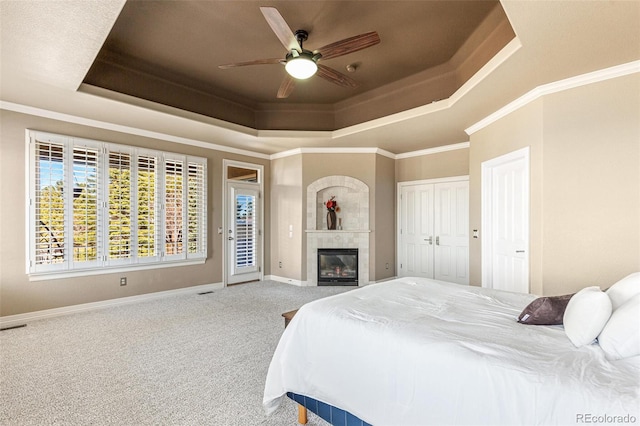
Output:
482,147,530,293
399,184,434,278
227,182,261,284
434,181,469,284
398,178,469,284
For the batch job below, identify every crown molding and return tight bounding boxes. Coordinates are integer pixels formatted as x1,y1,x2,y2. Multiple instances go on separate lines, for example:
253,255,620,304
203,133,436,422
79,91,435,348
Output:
395,142,470,159
332,37,522,140
1,99,400,160
0,100,271,160
3,58,634,161
465,60,640,135
0,36,519,160
270,144,467,160
270,147,396,160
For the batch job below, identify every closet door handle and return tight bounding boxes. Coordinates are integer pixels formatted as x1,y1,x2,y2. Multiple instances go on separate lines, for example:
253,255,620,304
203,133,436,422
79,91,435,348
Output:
424,237,433,245
435,236,440,245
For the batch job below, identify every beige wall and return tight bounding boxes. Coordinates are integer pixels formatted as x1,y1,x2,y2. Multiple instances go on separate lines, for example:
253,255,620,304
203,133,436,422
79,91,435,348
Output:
270,150,465,284
4,72,637,317
2,107,453,317
470,73,639,295
269,154,304,281
396,148,469,182
269,150,463,284
0,110,270,316
469,101,544,293
540,74,640,294
301,153,378,281
373,155,396,280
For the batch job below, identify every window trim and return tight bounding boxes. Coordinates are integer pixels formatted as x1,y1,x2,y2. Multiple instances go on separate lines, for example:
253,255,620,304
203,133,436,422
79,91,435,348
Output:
26,130,207,279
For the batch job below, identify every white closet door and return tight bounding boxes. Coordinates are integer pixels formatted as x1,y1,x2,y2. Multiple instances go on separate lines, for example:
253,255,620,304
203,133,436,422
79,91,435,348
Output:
434,181,469,285
398,179,469,284
399,184,434,278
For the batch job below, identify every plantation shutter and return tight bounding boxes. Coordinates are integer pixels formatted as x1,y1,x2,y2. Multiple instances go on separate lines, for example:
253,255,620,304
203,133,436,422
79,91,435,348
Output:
28,131,207,276
235,193,256,268
33,138,67,272
107,149,132,264
187,160,207,258
136,153,159,261
164,156,186,259
70,144,101,268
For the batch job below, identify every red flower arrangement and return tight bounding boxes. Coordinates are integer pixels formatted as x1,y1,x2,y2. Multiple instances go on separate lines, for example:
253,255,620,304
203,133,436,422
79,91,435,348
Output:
324,196,340,230
324,196,340,212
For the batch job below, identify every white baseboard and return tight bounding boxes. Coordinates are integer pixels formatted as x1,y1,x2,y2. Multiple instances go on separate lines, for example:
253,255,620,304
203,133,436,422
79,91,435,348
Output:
0,282,224,329
265,275,307,286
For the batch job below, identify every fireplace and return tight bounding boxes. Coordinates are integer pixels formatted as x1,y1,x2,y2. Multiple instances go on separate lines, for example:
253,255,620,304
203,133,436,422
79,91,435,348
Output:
317,248,358,286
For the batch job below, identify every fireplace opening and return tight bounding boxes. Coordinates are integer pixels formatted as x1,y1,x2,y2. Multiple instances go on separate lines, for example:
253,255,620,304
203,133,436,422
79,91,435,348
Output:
318,248,358,286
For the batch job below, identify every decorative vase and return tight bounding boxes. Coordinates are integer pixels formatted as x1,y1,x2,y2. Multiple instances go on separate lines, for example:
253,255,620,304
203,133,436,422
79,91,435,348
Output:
327,210,337,230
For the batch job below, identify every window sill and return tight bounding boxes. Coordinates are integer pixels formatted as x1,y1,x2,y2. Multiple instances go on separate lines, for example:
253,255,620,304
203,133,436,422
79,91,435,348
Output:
28,258,206,282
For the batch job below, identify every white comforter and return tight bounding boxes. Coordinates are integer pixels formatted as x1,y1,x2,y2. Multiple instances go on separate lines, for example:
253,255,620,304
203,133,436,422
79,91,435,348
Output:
263,277,640,425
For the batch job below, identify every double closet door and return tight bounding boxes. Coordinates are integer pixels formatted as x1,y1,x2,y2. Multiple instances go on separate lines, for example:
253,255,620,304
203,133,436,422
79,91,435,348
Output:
398,179,469,285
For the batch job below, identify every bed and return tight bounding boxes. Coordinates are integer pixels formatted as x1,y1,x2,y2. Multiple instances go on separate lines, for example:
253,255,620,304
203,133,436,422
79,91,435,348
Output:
263,277,640,425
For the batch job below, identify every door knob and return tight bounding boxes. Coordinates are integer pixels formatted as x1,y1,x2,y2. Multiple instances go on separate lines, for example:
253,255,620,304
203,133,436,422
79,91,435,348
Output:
515,250,525,253
435,236,440,245
228,236,234,240
424,237,433,244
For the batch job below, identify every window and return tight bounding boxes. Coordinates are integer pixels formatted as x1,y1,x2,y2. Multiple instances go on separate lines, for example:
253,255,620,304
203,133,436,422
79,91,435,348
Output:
28,131,207,276
234,193,256,267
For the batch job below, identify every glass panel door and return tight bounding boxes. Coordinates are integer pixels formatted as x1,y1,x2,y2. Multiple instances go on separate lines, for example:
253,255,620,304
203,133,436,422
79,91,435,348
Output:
227,183,260,284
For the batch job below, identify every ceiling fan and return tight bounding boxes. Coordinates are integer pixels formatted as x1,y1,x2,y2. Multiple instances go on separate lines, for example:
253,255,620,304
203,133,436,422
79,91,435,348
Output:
218,7,380,99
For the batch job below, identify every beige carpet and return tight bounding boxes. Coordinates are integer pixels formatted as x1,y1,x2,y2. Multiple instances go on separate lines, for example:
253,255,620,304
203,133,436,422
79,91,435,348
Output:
0,281,354,425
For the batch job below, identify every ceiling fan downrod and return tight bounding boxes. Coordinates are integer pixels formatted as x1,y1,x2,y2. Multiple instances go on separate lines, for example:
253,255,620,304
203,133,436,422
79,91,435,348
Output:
292,29,322,62
294,30,308,50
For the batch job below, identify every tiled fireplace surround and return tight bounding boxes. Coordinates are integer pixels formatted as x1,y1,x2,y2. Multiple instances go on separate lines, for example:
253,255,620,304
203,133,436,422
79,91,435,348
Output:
306,176,370,286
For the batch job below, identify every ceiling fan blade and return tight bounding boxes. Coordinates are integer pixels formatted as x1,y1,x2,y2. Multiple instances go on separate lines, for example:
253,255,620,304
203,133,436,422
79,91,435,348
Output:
260,7,301,52
316,31,380,61
316,64,359,88
218,58,283,69
277,75,296,98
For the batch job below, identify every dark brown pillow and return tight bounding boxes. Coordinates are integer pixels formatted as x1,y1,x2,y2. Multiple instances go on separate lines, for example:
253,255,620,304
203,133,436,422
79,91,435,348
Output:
517,294,574,325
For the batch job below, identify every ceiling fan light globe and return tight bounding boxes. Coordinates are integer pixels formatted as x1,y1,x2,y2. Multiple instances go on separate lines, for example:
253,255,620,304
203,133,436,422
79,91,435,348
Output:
286,57,318,79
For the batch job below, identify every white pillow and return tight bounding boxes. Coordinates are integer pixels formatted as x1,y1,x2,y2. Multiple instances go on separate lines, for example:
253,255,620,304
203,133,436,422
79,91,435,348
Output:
606,272,640,310
563,286,612,347
598,293,640,360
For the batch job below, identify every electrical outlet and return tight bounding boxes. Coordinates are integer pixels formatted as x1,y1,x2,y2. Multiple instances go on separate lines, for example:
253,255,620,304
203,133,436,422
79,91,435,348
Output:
120,277,127,286
385,263,389,270
278,261,283,268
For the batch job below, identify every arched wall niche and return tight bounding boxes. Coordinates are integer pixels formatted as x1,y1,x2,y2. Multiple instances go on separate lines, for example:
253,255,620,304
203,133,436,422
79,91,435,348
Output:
306,175,369,231
305,175,370,286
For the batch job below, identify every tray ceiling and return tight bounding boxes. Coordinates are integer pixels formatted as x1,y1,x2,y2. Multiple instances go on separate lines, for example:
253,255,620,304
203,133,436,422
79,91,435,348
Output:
82,1,513,131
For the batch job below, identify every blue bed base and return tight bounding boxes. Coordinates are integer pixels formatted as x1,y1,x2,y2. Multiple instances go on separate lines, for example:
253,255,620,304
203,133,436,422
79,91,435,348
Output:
287,392,372,426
